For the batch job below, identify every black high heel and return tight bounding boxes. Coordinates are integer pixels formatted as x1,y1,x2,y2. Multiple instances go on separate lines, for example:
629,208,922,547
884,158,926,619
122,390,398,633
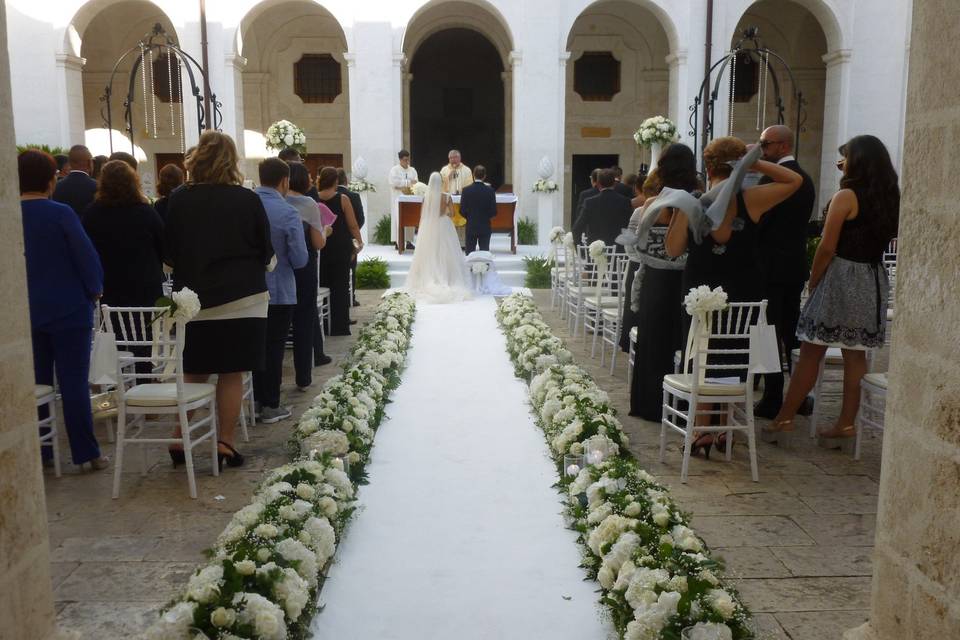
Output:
168,448,185,467
715,432,728,454
217,440,245,468
690,434,714,460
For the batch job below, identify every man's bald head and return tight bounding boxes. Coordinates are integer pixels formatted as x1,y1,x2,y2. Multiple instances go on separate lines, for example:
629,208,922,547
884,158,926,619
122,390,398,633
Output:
760,125,794,162
67,144,93,174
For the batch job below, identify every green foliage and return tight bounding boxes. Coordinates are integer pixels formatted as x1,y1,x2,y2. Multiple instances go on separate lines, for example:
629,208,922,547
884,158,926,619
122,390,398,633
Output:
517,217,537,245
16,144,67,156
523,255,552,289
355,257,390,289
372,215,392,245
806,236,821,271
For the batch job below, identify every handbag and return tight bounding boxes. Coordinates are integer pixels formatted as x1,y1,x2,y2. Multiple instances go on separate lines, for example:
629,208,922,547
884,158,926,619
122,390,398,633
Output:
748,324,782,375
89,331,119,385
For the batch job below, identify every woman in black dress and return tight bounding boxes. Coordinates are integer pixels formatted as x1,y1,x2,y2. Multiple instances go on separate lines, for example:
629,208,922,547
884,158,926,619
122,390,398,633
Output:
627,145,699,420
664,136,802,454
153,163,184,225
316,167,363,336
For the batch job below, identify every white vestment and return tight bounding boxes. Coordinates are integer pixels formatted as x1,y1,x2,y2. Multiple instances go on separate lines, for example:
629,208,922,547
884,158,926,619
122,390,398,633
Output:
440,164,474,195
389,164,418,244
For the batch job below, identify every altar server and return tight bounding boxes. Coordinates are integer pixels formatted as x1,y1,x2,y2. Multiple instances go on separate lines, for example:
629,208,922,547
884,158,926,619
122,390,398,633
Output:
389,150,419,248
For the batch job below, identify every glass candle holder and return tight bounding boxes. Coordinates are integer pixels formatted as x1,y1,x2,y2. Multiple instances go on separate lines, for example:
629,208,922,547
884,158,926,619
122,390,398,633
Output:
563,453,585,477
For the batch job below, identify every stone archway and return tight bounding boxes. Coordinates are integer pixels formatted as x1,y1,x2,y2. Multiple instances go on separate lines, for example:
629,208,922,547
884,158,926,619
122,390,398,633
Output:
402,0,515,188
563,0,672,225
237,0,350,177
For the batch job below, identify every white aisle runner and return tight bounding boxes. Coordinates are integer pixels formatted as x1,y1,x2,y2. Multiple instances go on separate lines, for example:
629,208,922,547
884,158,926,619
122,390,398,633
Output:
310,297,612,640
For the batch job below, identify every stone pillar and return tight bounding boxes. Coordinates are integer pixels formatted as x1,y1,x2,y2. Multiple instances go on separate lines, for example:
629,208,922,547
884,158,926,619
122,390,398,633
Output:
843,2,960,639
54,54,86,149
820,49,852,211
0,5,63,640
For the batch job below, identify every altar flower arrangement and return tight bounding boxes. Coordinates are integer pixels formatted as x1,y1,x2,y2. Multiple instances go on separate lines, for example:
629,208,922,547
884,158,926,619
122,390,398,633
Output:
411,181,429,196
265,119,306,154
633,115,678,148
348,178,377,193
155,287,201,322
496,293,754,640
532,178,558,193
146,293,416,640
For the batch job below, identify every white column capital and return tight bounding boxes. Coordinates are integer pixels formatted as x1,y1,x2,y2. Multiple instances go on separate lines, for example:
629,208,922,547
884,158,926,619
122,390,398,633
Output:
559,52,571,67
343,52,357,69
55,53,85,71
822,49,853,68
665,48,688,68
225,54,247,70
392,53,406,68
508,50,522,68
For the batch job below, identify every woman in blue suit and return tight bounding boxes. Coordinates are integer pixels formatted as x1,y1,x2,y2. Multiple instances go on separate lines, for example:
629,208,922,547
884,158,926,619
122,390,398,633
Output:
19,150,108,470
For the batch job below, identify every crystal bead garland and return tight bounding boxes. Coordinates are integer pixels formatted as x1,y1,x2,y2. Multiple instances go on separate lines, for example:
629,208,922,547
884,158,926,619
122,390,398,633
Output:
728,53,736,136
166,49,176,138
147,45,158,139
140,43,150,138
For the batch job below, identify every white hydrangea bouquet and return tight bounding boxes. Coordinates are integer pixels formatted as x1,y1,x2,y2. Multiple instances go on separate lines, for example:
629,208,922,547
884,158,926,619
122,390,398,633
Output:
145,293,416,640
348,178,376,193
684,285,728,317
495,293,754,639
155,287,201,322
265,119,306,154
410,181,429,197
532,179,558,193
633,115,678,148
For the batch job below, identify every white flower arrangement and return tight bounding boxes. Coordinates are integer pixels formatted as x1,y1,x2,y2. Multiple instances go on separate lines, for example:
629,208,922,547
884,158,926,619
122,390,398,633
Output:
470,262,490,275
532,179,558,193
145,293,416,640
633,115,678,148
410,181,429,197
495,293,754,640
265,119,306,154
347,179,377,193
548,226,566,244
684,285,728,317
155,287,201,323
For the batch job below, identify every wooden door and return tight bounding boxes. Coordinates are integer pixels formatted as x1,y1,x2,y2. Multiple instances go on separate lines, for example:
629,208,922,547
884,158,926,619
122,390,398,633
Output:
304,153,344,182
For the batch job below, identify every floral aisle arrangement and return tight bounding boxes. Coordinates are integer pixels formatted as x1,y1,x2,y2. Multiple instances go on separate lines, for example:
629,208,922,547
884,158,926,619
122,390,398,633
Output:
495,293,753,640
146,293,416,640
347,178,376,193
265,120,307,155
633,116,678,148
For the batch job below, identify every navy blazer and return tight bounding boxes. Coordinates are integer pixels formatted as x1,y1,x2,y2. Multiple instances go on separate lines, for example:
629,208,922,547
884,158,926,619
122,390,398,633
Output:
572,189,632,246
52,171,98,218
21,199,103,330
459,181,497,234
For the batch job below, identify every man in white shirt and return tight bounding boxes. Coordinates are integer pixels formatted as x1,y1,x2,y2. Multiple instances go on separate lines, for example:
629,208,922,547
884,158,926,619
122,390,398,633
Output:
388,149,418,249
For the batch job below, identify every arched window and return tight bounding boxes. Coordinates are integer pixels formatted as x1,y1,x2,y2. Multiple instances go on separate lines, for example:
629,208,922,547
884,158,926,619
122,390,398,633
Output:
294,54,342,104
574,52,621,102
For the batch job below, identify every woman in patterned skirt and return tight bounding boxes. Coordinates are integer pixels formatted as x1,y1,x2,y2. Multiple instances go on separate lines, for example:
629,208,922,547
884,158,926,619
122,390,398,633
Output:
764,135,899,443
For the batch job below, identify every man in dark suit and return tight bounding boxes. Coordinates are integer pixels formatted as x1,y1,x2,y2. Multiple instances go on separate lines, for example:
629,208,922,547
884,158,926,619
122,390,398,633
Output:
52,145,97,218
755,125,817,418
337,168,365,307
572,168,600,227
460,165,497,253
612,166,634,199
572,169,632,246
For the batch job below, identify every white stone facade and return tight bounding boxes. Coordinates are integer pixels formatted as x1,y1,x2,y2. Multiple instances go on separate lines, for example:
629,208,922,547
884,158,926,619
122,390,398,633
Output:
6,0,912,230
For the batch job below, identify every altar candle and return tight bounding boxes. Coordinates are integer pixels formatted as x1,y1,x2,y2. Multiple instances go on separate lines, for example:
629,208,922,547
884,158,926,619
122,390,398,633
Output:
587,450,604,465
566,464,580,477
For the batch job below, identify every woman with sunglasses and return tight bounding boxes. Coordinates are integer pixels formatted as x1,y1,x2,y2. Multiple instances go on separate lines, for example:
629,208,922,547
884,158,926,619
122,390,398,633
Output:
763,135,900,444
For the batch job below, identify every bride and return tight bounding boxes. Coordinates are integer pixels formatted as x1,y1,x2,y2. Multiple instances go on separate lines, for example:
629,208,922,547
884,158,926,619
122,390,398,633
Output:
404,172,473,303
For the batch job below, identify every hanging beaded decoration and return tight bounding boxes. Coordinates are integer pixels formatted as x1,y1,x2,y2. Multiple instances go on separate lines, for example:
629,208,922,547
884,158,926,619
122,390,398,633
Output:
166,50,176,138
175,54,186,153
147,44,159,139
728,52,737,135
140,43,150,138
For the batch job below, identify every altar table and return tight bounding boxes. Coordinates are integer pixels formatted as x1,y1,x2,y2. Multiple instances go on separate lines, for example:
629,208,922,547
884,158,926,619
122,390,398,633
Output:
396,193,519,254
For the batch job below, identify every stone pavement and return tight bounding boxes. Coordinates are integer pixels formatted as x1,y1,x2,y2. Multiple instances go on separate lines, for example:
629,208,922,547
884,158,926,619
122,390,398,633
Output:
41,290,885,639
532,290,886,640
44,292,381,639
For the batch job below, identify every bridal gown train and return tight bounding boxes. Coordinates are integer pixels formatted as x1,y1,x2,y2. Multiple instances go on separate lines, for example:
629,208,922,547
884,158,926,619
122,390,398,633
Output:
404,172,473,304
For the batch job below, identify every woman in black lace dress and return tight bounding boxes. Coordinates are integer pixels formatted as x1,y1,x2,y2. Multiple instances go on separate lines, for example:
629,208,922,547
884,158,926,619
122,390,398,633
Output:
664,137,802,454
766,135,899,444
627,144,699,420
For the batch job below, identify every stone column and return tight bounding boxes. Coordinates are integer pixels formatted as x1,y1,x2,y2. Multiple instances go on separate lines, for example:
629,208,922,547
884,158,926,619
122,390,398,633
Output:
843,2,960,638
54,54,86,149
0,5,65,640
819,49,852,211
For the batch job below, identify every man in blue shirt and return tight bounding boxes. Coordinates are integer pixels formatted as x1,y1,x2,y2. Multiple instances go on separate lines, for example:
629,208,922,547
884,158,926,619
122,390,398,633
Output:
253,158,308,423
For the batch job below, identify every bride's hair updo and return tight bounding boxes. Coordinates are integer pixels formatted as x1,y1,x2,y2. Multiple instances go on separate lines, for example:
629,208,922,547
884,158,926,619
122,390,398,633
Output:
703,136,747,180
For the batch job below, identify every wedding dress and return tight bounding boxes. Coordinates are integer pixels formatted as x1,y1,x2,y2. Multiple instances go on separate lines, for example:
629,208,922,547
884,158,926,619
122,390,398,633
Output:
404,172,473,303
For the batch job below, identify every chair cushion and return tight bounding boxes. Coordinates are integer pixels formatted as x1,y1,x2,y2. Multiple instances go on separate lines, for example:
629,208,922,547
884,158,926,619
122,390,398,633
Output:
585,296,619,308
663,373,746,396
35,384,55,398
601,307,619,319
862,373,887,390
125,382,216,407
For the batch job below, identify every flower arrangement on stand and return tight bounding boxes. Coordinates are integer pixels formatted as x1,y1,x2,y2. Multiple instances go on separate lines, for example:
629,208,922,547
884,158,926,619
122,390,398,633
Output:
532,179,559,193
496,293,753,640
633,116,678,148
265,120,307,155
347,179,376,193
410,182,429,197
146,293,416,640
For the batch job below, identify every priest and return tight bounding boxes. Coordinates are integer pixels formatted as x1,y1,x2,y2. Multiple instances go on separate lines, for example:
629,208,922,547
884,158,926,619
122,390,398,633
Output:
388,149,418,249
440,149,473,248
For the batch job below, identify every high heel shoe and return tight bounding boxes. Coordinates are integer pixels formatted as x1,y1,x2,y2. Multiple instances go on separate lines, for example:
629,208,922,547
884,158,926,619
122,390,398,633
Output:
690,434,714,460
761,418,794,443
168,448,185,467
817,424,856,451
217,440,245,468
715,432,729,454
